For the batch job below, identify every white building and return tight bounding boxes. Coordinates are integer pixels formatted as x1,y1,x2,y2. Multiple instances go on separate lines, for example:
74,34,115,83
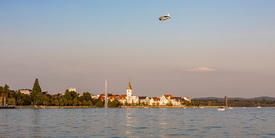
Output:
182,97,191,103
69,87,76,92
19,89,32,95
159,95,181,106
149,97,160,106
126,80,139,104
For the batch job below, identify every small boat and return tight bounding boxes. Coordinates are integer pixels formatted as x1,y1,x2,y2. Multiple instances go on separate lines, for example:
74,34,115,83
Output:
218,107,225,111
0,106,16,109
228,107,233,109
257,102,261,108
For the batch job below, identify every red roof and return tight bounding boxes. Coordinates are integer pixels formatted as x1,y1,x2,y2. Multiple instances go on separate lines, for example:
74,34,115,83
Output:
119,95,127,100
109,95,118,99
51,94,58,98
152,98,160,101
99,94,127,100
99,95,105,101
163,95,174,99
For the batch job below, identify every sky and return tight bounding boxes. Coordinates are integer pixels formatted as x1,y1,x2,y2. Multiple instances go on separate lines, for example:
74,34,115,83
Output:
1,0,275,98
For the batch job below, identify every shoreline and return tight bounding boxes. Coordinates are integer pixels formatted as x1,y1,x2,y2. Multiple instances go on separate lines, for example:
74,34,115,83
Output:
14,105,261,109
14,106,274,109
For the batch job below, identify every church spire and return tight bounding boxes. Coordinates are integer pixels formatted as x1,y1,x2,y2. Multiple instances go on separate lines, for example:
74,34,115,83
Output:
127,78,132,90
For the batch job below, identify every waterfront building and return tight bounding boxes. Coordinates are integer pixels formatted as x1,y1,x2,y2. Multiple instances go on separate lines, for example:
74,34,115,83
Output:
98,94,105,101
159,95,173,105
118,95,127,105
139,96,150,105
149,97,160,106
109,95,119,101
92,95,99,99
182,97,191,103
19,89,32,95
126,80,139,104
159,95,180,106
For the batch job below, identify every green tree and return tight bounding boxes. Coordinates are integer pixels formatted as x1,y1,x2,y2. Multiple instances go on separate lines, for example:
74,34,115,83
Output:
88,100,93,106
3,84,10,94
22,94,32,105
63,89,78,104
94,99,103,107
30,78,42,101
54,99,59,106
108,99,119,107
83,100,88,106
73,98,78,106
78,101,83,106
0,86,3,94
63,98,68,106
182,100,190,106
59,99,65,106
79,92,92,102
64,89,73,101
16,91,23,105
41,95,49,105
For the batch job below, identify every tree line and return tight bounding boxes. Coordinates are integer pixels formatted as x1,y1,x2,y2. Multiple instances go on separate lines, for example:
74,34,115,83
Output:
0,78,120,107
192,99,275,107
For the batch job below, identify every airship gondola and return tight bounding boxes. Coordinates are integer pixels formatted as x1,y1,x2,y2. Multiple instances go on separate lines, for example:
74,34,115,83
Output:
159,14,171,21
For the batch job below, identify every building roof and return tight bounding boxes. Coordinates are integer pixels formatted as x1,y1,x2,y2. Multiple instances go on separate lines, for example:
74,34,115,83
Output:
51,94,58,98
98,95,105,100
174,97,182,100
151,98,160,101
139,96,147,99
109,95,118,99
163,95,174,99
119,95,127,99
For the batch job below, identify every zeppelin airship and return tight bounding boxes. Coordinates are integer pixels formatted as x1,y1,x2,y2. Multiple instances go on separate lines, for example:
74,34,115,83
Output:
159,14,171,21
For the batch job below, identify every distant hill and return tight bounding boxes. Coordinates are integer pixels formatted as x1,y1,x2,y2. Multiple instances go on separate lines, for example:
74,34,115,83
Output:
250,96,275,101
192,96,275,100
192,97,223,100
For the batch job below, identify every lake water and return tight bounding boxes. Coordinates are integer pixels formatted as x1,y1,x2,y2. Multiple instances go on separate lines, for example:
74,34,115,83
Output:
1,107,275,137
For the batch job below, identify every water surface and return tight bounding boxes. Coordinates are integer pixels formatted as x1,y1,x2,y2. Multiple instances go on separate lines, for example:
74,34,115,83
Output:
1,107,275,137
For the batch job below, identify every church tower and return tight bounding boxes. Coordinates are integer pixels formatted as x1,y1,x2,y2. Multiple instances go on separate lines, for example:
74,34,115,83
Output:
126,79,132,97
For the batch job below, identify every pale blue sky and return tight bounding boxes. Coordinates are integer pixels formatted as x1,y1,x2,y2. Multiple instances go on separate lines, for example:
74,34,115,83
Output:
1,0,275,98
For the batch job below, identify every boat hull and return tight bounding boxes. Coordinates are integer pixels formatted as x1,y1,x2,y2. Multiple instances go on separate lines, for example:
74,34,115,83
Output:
0,106,16,109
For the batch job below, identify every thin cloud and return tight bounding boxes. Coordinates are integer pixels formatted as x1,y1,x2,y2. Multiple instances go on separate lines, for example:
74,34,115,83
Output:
184,67,216,72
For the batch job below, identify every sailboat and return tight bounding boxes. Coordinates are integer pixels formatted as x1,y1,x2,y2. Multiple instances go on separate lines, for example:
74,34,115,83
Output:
257,102,261,108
